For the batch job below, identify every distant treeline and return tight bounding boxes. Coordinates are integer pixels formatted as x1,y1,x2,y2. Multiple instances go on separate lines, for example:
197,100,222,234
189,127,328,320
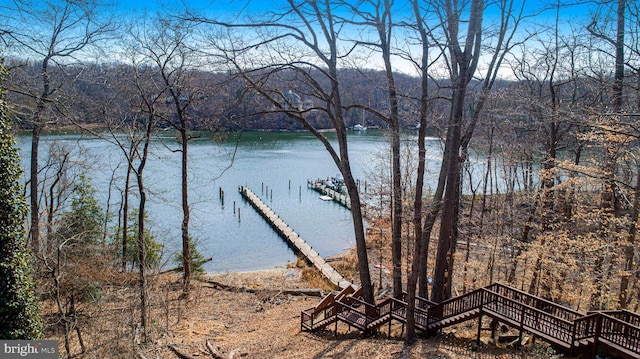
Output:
4,59,557,136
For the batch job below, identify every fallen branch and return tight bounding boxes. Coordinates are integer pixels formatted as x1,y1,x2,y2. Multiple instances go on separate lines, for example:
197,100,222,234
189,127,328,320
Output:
202,278,323,296
168,344,199,359
205,340,226,359
159,258,213,275
229,348,243,359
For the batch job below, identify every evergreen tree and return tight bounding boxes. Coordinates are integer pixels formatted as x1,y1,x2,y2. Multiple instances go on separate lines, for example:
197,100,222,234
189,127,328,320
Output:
0,63,43,339
54,174,111,302
57,174,104,247
112,208,163,270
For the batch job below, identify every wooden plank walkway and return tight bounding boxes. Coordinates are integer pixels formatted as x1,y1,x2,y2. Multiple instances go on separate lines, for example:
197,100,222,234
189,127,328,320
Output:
307,180,351,209
238,186,352,289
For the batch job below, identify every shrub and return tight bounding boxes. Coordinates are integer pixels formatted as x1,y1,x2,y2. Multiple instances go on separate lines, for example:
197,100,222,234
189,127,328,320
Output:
0,63,43,339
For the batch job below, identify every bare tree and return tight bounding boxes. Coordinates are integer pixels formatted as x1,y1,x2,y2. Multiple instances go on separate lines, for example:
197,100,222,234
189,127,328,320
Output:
404,0,438,343
429,0,484,303
104,59,166,339
186,0,376,303
587,0,638,308
421,0,527,303
3,0,115,254
341,0,405,299
128,15,201,295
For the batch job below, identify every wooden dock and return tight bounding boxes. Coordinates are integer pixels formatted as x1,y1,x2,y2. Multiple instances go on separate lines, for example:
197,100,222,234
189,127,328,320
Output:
238,186,352,289
307,180,351,209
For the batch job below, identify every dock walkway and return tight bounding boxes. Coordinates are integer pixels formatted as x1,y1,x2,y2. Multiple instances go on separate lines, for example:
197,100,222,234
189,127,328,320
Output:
238,186,352,289
307,180,351,209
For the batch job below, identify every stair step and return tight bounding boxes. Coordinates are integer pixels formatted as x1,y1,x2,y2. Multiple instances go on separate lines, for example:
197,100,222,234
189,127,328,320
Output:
576,338,594,347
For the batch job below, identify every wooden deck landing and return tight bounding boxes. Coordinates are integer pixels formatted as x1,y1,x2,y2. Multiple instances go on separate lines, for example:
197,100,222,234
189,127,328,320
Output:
239,186,352,289
307,180,351,209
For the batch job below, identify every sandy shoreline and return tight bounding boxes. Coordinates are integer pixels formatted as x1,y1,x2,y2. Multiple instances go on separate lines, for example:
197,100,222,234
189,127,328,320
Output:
205,266,308,289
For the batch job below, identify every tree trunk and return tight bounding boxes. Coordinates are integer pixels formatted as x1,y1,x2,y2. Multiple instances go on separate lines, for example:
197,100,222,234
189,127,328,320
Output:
342,159,375,305
30,124,41,254
181,126,191,295
405,3,429,339
431,85,464,303
405,89,428,344
46,152,68,244
123,157,132,272
613,0,625,114
31,55,53,255
417,107,452,298
619,164,638,309
135,114,155,341
136,165,148,340
430,0,483,303
373,2,403,299
391,124,403,298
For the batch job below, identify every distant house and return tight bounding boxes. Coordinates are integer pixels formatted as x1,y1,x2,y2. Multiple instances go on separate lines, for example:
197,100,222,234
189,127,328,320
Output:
303,98,315,110
279,90,315,111
283,90,302,110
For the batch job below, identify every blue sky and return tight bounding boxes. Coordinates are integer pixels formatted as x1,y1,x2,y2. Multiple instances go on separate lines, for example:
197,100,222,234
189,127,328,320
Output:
121,0,592,13
2,0,609,78
110,0,608,77
117,0,598,28
118,0,275,16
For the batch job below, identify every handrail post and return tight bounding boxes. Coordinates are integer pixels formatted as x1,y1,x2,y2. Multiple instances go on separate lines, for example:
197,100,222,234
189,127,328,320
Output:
592,313,602,358
518,302,526,348
476,289,485,347
570,316,578,354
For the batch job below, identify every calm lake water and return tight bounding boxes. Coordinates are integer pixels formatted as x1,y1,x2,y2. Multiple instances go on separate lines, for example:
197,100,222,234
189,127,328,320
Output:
17,130,446,273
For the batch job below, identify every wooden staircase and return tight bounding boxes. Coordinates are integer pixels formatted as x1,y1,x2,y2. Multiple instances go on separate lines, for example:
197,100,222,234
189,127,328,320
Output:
300,283,640,359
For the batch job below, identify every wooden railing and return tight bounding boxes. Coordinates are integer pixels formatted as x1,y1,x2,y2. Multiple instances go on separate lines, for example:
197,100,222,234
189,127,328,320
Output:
597,312,640,356
300,300,337,331
486,283,583,322
398,292,437,309
301,283,640,359
336,296,381,332
428,288,484,326
482,288,575,346
600,309,640,328
388,297,431,330
572,312,599,342
376,297,393,319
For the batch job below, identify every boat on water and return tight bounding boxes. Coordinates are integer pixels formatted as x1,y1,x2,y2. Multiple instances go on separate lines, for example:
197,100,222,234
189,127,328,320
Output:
331,173,344,185
353,123,366,131
319,195,333,201
323,179,335,189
